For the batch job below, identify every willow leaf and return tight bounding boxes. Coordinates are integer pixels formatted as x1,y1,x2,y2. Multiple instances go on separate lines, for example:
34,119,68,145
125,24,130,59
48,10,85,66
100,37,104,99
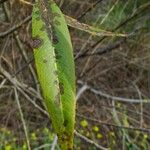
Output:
65,15,127,37
32,0,76,149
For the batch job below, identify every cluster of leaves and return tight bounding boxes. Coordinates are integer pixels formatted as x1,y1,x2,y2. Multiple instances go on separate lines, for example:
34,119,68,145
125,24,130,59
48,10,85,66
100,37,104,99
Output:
0,0,150,149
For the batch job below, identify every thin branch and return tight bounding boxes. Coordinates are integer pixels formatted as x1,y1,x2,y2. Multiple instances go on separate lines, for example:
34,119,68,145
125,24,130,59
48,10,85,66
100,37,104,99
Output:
0,15,31,38
78,38,125,58
12,57,34,77
76,2,150,59
78,81,150,103
0,14,127,38
77,0,104,20
33,144,52,150
51,135,58,150
20,0,33,5
77,113,150,133
3,3,39,92
76,84,88,100
0,65,47,116
100,104,150,120
14,88,31,150
75,131,108,150
114,2,150,31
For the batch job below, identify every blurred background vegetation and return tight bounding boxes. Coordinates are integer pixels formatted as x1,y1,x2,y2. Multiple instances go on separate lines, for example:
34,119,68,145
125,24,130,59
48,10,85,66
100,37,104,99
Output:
0,0,150,149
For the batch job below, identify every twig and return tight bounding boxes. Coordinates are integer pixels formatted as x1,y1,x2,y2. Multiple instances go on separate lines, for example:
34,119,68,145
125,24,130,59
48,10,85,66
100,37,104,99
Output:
0,64,40,98
76,2,150,60
0,15,31,38
132,82,144,127
115,2,150,31
90,87,150,103
78,0,120,76
100,0,119,25
3,4,39,92
14,88,31,150
0,79,7,89
77,0,104,20
0,14,127,38
78,38,125,58
75,131,108,150
12,57,34,77
20,0,33,6
33,144,52,150
76,84,88,100
51,135,58,150
100,104,150,120
111,100,131,147
0,65,47,116
78,80,150,103
14,34,39,91
77,113,150,133
17,87,48,116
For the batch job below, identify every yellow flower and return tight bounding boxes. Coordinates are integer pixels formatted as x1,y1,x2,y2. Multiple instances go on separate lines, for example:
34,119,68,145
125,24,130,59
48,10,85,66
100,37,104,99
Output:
31,132,37,141
6,130,11,135
93,126,99,132
48,133,54,140
13,138,16,142
43,127,49,133
112,140,116,144
117,102,121,107
22,143,27,150
144,134,148,139
80,120,88,128
86,131,90,137
110,132,115,136
97,133,103,139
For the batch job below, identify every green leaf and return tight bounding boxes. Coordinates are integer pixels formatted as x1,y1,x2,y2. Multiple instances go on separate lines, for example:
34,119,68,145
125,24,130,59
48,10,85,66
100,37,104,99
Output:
32,0,76,149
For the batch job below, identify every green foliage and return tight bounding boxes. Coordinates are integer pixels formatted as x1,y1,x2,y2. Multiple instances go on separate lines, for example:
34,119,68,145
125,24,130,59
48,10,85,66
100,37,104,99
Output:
93,0,150,34
32,0,76,149
0,0,149,149
0,127,58,150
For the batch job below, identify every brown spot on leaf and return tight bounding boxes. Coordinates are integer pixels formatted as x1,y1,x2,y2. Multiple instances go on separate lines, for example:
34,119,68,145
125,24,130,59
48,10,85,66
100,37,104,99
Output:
53,70,58,76
31,37,43,49
54,93,60,106
54,20,61,26
52,34,59,44
35,10,40,15
59,82,64,95
35,17,40,21
54,80,58,85
52,12,61,18
54,48,61,60
40,25,45,31
43,59,47,63
63,119,68,127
